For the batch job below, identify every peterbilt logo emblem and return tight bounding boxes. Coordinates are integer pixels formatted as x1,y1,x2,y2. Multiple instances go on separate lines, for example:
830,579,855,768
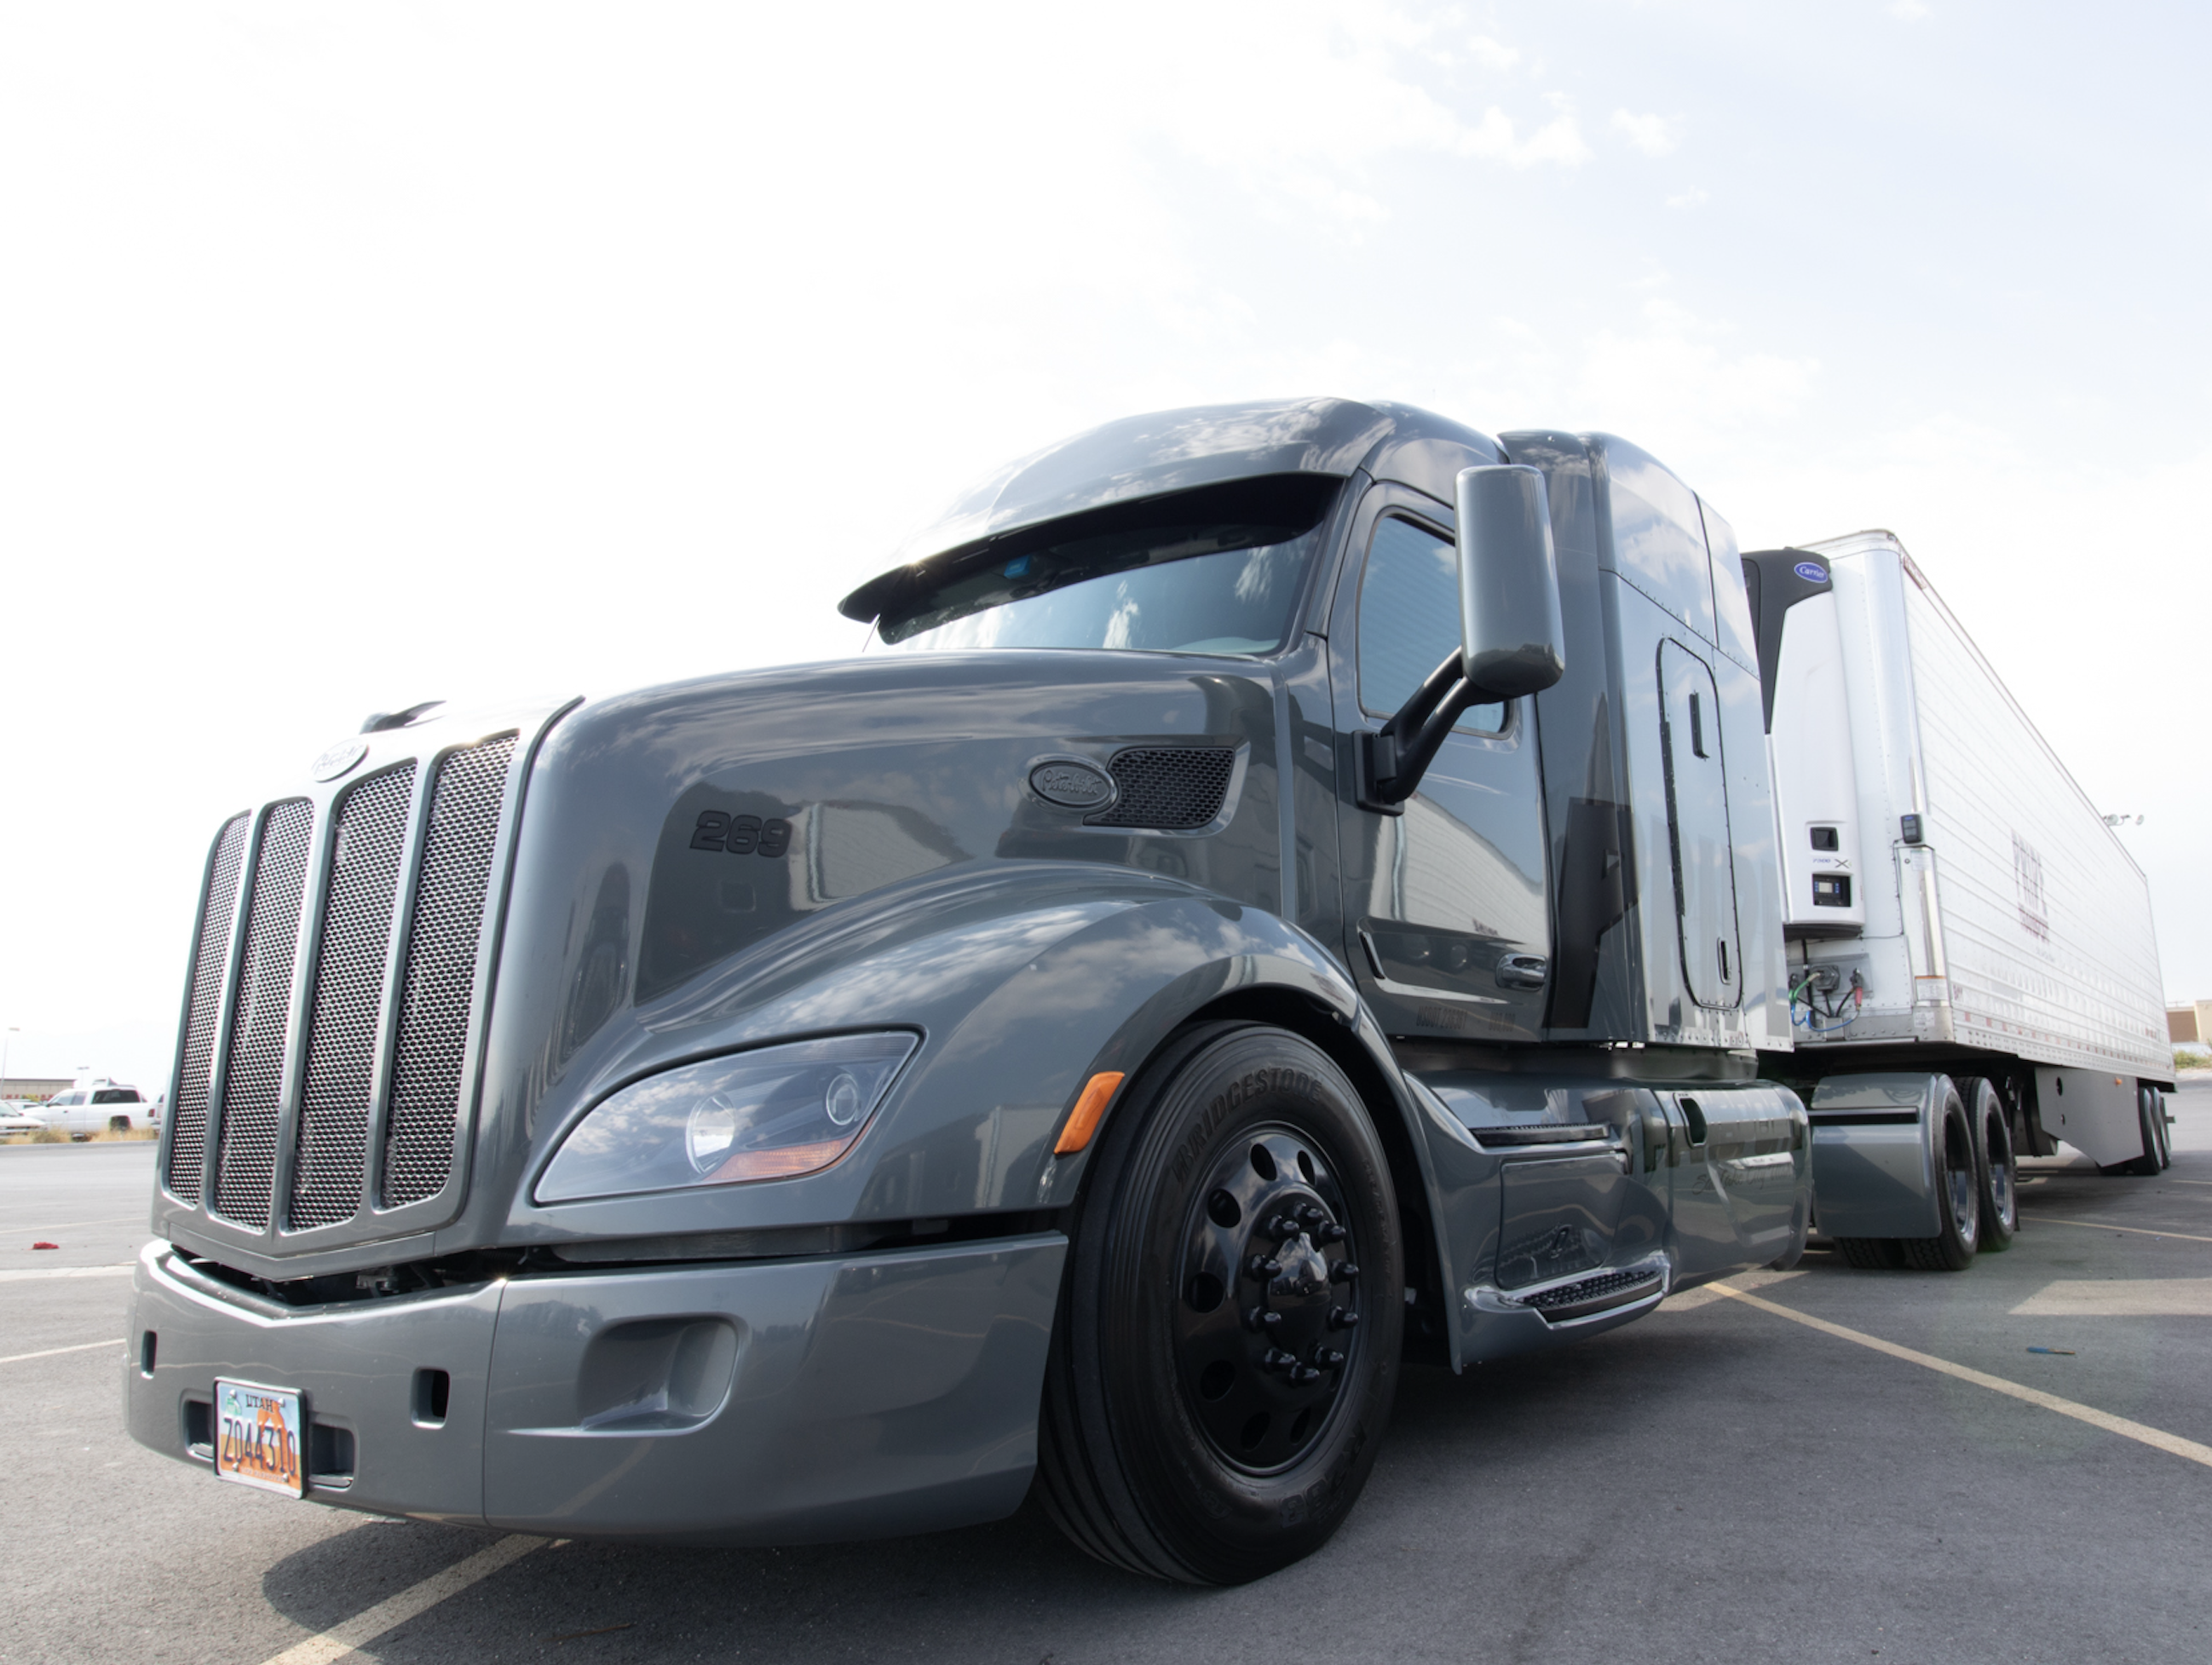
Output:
1028,758,1115,809
310,738,368,781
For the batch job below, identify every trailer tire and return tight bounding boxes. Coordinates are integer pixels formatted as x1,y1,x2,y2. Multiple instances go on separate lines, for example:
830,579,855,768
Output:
2108,1086,2165,1177
1036,1021,1404,1585
1899,1086,1979,1271
2146,1086,2172,1172
1961,1079,2017,1252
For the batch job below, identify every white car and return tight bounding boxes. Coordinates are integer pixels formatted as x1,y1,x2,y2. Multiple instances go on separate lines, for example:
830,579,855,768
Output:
37,1081,158,1138
0,1102,47,1134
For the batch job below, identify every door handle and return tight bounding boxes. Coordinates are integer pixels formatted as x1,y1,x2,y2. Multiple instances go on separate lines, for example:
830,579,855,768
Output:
1495,953,1549,991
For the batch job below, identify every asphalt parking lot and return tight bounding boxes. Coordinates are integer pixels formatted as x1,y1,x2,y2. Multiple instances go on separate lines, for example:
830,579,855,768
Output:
4,1088,2208,1665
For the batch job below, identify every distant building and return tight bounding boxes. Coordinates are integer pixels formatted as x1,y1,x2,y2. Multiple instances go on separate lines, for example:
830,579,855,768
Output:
2169,1002,2212,1046
1,1077,73,1103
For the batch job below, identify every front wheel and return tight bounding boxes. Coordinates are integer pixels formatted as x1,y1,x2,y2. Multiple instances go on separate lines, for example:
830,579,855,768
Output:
1037,1022,1404,1585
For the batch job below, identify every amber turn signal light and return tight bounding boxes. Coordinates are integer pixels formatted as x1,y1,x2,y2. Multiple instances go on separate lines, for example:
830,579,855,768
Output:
1053,1071,1125,1156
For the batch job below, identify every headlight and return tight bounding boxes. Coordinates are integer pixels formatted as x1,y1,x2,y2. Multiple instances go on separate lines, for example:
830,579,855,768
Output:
535,1033,918,1203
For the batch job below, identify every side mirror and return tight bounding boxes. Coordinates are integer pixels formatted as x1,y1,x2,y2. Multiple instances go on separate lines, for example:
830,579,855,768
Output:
1359,464,1567,812
1456,464,1565,700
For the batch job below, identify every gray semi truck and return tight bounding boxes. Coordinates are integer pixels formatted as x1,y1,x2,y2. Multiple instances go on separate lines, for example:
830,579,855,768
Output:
122,398,2166,1584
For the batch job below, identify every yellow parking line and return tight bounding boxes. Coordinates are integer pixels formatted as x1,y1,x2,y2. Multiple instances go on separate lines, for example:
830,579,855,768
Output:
1713,1285,2212,1471
257,1533,547,1665
2029,1215,2212,1246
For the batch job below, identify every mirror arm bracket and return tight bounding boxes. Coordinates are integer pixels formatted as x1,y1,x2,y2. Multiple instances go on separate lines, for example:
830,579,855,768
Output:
1358,649,1489,813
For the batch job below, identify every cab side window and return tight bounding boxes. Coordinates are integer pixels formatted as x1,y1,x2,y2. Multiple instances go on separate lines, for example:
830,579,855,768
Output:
1357,516,1506,734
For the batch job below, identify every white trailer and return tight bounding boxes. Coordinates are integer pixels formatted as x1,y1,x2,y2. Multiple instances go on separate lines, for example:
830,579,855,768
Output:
1745,530,2173,1269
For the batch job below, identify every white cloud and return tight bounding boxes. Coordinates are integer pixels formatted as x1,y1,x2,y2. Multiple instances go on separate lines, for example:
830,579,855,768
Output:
1467,35,1521,71
1890,1,1931,19
1462,100,1592,167
1612,109,1678,156
1575,299,1822,452
1668,188,1709,209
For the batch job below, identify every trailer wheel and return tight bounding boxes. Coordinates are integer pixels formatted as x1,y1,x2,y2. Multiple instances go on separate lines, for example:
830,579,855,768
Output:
1037,1021,1404,1585
1899,1086,1979,1271
2108,1086,2167,1177
1961,1079,2016,1252
2146,1086,2172,1172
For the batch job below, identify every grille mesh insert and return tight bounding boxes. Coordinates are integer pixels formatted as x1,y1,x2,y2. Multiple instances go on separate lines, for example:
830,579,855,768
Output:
212,801,315,1227
166,815,251,1199
289,765,417,1230
1087,747,1236,830
383,735,516,1207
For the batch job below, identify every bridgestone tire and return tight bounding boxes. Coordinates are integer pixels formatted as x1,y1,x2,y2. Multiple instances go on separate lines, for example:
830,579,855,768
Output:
1036,1022,1404,1585
1961,1078,2017,1253
1899,1085,1979,1271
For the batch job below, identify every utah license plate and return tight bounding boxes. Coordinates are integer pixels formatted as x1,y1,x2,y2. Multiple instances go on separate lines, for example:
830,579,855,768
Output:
213,1379,306,1498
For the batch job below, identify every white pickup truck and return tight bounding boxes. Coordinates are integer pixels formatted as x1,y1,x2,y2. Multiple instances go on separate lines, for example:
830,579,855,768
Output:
39,1080,161,1138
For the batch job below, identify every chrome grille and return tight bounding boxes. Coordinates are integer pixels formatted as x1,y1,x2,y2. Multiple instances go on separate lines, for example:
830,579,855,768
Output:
213,801,316,1227
289,765,416,1230
165,815,250,1199
1087,747,1236,830
165,729,521,1246
384,735,516,1207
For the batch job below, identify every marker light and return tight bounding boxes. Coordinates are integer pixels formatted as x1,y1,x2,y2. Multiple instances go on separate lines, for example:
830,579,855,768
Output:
536,1034,918,1203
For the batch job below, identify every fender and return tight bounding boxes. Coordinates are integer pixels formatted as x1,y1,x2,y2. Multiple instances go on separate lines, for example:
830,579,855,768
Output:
501,861,1474,1360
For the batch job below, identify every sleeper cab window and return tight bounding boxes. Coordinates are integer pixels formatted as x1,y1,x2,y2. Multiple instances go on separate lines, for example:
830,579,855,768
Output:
1356,515,1507,735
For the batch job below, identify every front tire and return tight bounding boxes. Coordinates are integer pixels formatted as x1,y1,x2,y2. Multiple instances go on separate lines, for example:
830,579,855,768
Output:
1037,1022,1404,1584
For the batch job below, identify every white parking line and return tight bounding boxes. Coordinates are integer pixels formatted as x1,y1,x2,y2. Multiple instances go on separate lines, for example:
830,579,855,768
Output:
1714,1284,2212,1470
2009,1277,2212,1316
257,1533,547,1665
0,1338,122,1366
2029,1215,2212,1246
0,1264,134,1282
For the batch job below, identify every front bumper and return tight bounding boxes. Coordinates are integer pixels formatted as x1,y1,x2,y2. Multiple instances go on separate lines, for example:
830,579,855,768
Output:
123,1231,1067,1543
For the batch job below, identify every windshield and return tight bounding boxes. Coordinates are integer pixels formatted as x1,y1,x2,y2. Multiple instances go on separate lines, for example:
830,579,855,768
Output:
876,477,1339,658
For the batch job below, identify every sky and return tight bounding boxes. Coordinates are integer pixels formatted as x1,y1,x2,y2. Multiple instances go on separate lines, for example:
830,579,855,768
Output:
3,0,2207,1088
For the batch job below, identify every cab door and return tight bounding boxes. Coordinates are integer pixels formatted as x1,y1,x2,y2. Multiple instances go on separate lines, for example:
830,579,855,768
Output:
1332,486,1552,1043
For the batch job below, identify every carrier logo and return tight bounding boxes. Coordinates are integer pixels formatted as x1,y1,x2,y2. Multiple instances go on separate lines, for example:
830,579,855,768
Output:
1028,758,1115,810
310,738,368,781
1792,561,1829,585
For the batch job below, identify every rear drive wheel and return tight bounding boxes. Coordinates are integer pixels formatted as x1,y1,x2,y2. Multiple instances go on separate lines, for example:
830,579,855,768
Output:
1037,1022,1404,1585
1961,1079,2017,1252
1836,1236,1902,1270
1900,1084,1979,1271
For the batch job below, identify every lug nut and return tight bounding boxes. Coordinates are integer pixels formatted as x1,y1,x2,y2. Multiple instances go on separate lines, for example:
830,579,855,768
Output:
1242,1305,1283,1333
1263,1347,1296,1373
1315,1347,1346,1369
1245,1254,1282,1281
1290,1364,1322,1386
1262,1214,1299,1239
1328,1305,1359,1330
1298,1204,1327,1227
1315,1222,1347,1245
1330,1260,1359,1282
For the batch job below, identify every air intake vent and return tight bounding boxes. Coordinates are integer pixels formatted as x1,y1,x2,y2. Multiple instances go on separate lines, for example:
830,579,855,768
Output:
212,801,317,1227
383,735,516,1208
289,764,416,1230
165,815,251,1201
1086,747,1236,831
